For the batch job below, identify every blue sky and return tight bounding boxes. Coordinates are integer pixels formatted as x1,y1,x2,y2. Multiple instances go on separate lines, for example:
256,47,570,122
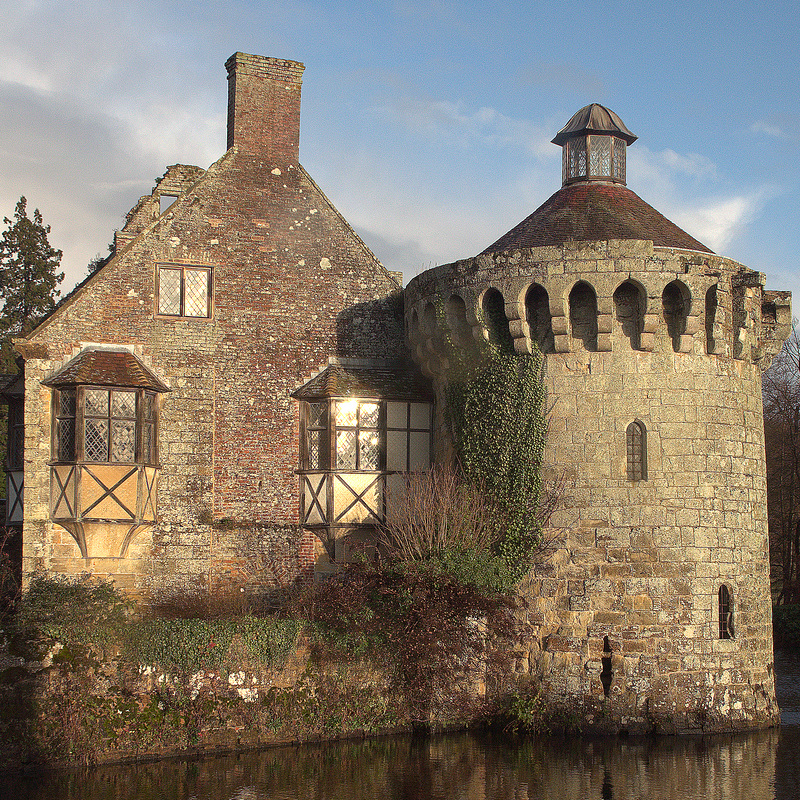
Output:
1,0,798,308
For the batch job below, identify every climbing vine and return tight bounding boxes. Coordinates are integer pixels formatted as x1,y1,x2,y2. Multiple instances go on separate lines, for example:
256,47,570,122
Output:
445,296,548,588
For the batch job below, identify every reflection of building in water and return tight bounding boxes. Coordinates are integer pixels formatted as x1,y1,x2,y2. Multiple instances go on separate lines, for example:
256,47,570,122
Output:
406,104,785,733
478,729,779,800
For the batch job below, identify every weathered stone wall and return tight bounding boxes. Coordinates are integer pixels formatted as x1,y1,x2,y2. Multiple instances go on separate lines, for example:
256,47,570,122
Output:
17,54,405,596
405,239,784,732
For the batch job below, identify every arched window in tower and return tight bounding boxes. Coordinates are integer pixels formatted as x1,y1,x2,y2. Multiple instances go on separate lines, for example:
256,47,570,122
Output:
662,280,690,352
569,281,598,352
626,420,647,481
525,283,555,354
482,288,513,352
444,294,472,350
705,285,718,354
613,280,645,350
719,584,734,639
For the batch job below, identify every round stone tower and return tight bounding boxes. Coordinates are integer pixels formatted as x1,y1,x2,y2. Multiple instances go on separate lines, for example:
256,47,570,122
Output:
404,104,789,733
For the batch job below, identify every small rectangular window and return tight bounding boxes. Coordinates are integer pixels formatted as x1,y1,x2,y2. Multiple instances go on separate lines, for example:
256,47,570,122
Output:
157,265,212,318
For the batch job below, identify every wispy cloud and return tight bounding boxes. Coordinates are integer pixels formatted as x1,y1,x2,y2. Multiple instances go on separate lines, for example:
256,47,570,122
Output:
750,120,785,138
670,190,773,252
371,93,556,159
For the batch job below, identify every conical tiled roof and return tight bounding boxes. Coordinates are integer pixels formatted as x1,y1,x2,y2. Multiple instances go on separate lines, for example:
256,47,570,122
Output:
482,182,713,255
481,104,712,255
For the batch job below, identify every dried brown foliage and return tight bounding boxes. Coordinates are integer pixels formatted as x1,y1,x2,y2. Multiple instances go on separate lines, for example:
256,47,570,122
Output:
295,558,518,723
379,464,502,561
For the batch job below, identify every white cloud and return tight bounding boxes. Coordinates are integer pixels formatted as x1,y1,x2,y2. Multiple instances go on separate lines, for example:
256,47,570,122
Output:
670,191,770,253
750,120,785,138
371,94,556,159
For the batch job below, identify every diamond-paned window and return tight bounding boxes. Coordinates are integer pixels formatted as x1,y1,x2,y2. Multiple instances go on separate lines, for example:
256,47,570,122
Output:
57,417,75,462
359,430,381,470
335,400,358,427
158,269,182,315
359,402,380,428
56,388,76,461
85,388,109,416
158,265,211,318
111,420,136,462
336,430,357,470
54,386,159,465
85,418,109,461
589,135,612,176
612,137,626,181
184,269,209,317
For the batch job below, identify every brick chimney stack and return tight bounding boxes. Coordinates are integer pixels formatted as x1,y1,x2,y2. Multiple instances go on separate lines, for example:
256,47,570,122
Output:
225,52,305,162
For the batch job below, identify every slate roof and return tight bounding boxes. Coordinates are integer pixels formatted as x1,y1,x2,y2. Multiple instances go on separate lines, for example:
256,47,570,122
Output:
482,182,713,255
292,363,433,401
42,350,170,392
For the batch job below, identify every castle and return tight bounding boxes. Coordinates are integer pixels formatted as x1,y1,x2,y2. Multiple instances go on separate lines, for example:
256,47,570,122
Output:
4,54,788,732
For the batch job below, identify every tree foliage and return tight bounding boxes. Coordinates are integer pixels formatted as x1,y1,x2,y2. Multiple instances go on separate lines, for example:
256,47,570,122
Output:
763,327,800,603
0,196,64,342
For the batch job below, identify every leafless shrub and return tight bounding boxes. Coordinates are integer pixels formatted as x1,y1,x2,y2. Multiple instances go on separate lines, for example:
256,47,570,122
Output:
379,464,503,561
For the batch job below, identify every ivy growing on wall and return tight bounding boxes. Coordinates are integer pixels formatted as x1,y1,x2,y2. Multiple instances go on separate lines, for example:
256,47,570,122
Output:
445,294,548,588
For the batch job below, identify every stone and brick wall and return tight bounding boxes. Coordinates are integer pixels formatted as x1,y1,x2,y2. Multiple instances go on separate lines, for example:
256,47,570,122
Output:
16,54,406,597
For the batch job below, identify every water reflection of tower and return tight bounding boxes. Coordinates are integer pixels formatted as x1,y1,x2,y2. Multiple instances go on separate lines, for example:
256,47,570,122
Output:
405,104,785,733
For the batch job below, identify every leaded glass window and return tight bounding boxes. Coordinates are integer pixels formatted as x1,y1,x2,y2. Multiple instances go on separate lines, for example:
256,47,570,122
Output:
157,265,212,318
7,399,24,469
53,386,159,465
612,137,626,181
56,389,76,462
300,399,432,474
84,389,137,463
333,399,382,471
305,401,327,469
589,135,612,177
626,420,647,482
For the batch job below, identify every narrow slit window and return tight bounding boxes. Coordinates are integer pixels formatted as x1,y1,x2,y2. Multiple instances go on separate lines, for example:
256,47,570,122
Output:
626,420,647,481
719,584,734,639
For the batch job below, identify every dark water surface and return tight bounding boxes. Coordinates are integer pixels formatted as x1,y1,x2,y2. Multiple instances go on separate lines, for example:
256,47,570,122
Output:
3,650,800,799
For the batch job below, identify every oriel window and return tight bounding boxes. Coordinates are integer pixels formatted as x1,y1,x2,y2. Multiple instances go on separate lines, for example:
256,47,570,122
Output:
53,387,159,465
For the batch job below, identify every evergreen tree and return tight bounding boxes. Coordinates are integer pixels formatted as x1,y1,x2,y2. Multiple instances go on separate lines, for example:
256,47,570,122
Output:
0,197,64,340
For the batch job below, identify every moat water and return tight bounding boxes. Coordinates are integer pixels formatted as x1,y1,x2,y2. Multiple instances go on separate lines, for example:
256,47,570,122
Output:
3,650,800,799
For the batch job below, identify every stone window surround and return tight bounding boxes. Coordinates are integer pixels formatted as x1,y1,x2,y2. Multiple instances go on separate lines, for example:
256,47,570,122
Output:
626,419,647,482
719,584,734,640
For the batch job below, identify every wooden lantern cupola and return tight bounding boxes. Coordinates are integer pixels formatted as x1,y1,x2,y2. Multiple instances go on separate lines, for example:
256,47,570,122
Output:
553,103,637,187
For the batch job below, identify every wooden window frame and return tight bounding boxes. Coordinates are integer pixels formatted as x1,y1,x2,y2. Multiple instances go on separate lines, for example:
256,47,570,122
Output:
52,386,159,466
156,264,213,318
